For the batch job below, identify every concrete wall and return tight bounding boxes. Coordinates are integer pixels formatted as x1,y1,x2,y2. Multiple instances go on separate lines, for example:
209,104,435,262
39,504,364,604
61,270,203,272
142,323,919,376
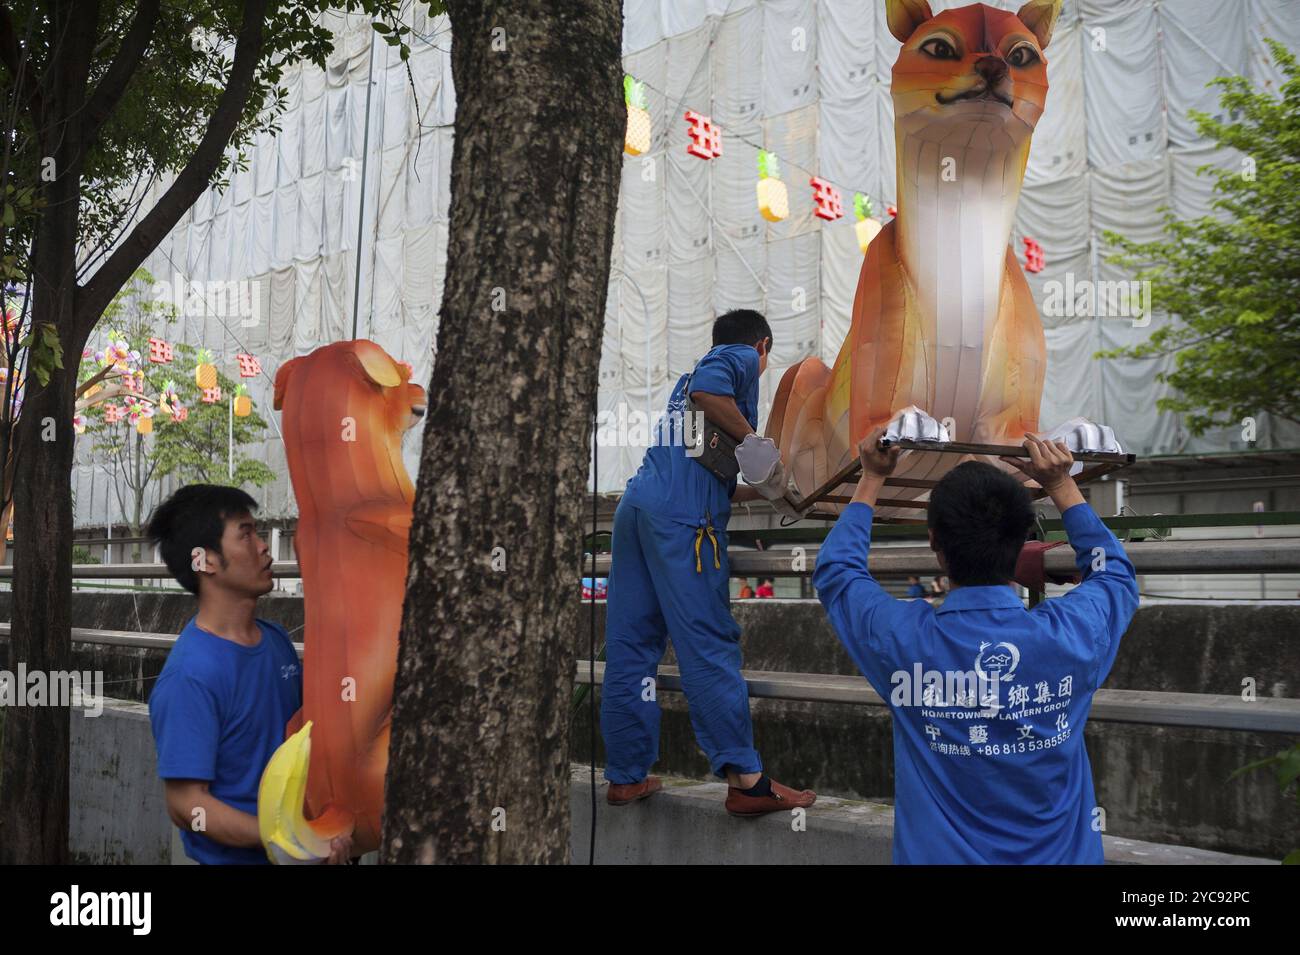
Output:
59,698,1276,865
3,592,1297,860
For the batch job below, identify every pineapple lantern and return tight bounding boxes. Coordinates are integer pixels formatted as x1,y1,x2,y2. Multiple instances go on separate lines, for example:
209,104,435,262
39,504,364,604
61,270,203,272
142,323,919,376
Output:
624,76,651,157
756,150,789,223
194,348,217,390
136,406,154,435
233,384,252,418
853,193,882,252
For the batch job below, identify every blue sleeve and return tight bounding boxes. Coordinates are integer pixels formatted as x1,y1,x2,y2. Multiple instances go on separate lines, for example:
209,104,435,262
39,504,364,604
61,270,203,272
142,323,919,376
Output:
149,671,222,781
688,345,757,401
812,503,911,687
1033,502,1139,686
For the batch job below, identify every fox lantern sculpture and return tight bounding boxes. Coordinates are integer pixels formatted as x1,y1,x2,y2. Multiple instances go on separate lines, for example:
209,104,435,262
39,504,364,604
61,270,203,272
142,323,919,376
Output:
257,340,425,863
767,0,1115,517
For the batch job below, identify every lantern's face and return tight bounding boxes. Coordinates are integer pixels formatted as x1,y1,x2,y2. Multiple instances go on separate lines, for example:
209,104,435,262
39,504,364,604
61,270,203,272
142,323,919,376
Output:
274,340,426,508
384,359,427,436
890,3,1050,148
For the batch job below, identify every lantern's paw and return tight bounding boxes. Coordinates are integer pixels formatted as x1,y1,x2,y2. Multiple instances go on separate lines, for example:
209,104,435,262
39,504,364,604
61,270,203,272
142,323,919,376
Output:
883,406,952,444
257,721,354,864
1036,418,1123,475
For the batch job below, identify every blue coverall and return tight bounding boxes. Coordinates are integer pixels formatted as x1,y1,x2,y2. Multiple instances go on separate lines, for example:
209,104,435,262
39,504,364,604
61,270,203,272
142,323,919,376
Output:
813,501,1139,863
601,344,763,784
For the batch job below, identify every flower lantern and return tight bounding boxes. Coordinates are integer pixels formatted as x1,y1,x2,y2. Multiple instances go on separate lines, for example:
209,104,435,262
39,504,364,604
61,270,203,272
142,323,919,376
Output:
157,380,179,416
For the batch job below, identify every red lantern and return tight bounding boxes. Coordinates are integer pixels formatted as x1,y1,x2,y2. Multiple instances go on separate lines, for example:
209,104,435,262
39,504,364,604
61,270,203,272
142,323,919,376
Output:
810,177,844,222
1022,237,1045,273
148,338,174,364
684,111,722,160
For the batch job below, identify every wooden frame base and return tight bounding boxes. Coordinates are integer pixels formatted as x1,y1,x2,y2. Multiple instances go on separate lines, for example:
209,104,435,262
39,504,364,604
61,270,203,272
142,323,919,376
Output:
779,438,1137,524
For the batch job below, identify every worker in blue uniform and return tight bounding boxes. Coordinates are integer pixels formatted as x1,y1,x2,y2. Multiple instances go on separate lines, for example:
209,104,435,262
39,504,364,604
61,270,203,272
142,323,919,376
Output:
601,309,816,817
814,430,1139,863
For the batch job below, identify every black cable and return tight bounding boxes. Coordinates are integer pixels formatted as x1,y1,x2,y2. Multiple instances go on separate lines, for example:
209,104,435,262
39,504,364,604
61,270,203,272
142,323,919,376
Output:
588,374,598,865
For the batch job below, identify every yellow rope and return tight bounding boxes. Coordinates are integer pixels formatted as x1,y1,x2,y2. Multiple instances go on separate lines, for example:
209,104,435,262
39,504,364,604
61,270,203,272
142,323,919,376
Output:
705,525,720,569
694,527,704,573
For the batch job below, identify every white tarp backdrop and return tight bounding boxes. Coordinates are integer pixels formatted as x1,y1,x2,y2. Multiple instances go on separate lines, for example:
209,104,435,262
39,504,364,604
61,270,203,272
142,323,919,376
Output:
72,0,1300,526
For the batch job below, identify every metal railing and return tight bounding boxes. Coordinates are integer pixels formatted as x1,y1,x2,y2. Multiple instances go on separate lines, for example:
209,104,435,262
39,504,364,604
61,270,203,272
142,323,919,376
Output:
2,624,1296,735
5,535,1300,580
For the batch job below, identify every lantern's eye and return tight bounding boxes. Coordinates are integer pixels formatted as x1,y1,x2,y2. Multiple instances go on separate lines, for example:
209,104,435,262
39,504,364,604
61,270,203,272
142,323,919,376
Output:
920,36,960,60
1007,43,1040,68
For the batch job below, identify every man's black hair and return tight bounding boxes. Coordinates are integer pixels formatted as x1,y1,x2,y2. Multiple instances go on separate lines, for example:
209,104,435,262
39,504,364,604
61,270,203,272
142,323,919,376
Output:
712,309,773,349
927,462,1034,586
146,484,259,596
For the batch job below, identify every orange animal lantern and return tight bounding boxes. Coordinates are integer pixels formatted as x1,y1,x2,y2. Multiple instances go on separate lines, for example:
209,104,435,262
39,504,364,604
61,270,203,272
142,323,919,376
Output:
765,0,1104,519
258,339,426,862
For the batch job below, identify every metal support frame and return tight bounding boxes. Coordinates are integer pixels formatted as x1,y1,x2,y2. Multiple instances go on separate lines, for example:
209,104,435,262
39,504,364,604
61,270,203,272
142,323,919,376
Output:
781,438,1138,524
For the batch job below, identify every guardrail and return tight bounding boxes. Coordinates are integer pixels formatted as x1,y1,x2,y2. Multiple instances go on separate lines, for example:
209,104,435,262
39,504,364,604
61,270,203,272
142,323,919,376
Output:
6,536,1300,580
2,624,1296,735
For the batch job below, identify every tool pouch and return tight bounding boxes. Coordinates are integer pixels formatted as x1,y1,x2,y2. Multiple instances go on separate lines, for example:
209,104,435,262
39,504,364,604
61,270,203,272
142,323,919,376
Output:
682,373,741,484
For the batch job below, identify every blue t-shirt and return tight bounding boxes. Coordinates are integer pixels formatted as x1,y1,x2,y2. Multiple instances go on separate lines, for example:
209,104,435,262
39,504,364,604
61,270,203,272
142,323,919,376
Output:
622,344,760,527
814,502,1139,864
149,616,303,865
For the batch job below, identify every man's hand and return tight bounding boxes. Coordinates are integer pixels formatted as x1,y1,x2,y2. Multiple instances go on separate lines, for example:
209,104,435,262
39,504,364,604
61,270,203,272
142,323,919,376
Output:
858,426,901,478
327,833,353,865
850,427,900,507
1000,433,1073,490
1000,434,1085,511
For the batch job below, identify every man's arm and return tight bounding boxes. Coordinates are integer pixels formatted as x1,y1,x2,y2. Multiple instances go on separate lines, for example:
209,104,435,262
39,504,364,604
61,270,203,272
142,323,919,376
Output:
164,779,261,848
812,429,907,673
1001,436,1139,679
689,390,755,442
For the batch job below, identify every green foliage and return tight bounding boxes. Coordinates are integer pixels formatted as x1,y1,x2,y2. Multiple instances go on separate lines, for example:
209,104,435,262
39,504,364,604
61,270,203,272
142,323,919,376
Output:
1100,40,1300,436
16,322,62,388
1229,740,1300,864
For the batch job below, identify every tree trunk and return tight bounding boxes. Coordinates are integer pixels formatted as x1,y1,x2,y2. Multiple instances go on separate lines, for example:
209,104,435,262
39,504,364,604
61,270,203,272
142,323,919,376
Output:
381,0,624,864
0,0,97,865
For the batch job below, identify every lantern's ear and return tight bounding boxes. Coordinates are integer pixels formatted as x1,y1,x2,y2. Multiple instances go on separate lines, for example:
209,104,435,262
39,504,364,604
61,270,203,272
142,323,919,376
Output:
1017,0,1063,50
273,359,298,410
886,0,934,43
347,339,402,388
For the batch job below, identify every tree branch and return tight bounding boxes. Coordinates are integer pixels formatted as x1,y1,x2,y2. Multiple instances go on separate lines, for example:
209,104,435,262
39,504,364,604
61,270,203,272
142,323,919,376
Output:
76,0,269,335
81,0,161,144
0,3,43,122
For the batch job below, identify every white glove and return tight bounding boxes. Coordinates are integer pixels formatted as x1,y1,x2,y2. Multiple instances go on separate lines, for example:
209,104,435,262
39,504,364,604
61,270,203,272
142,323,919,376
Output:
735,433,789,501
743,433,780,493
1037,417,1122,476
884,406,951,443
